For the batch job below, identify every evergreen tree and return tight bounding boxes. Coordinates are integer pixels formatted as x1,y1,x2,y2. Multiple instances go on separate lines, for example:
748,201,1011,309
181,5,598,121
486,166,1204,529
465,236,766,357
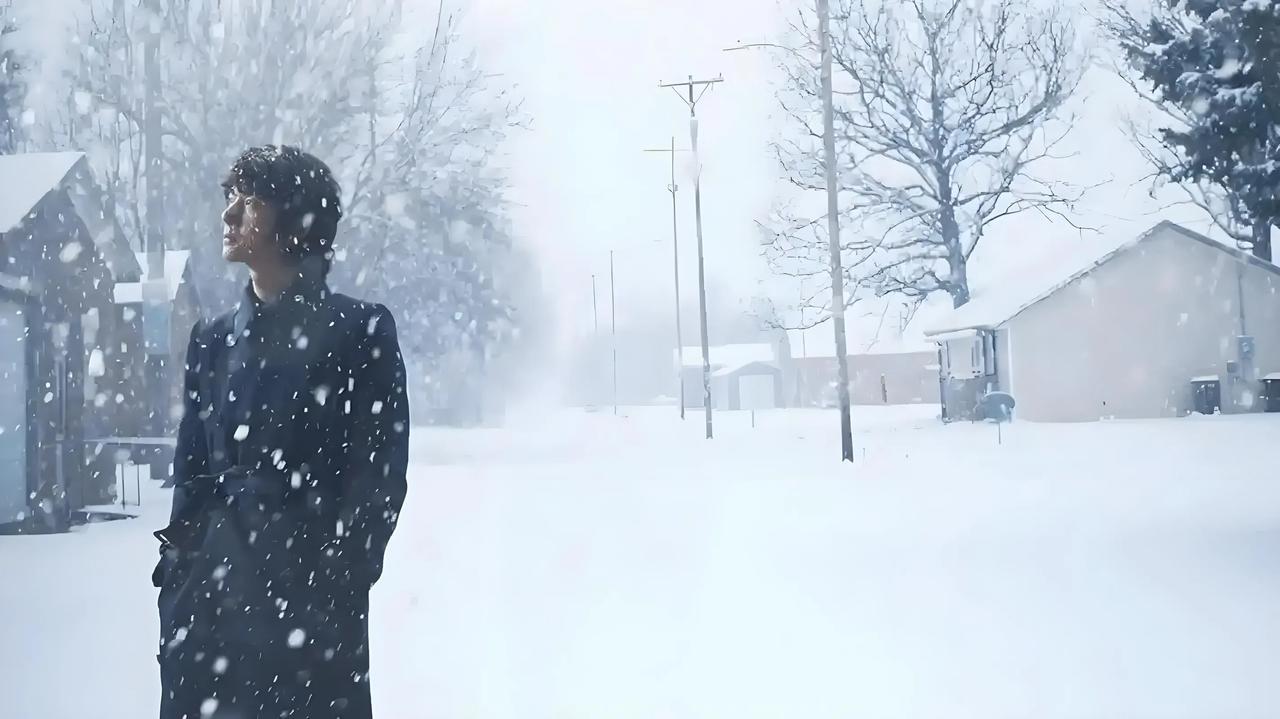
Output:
1108,0,1279,261
0,8,24,153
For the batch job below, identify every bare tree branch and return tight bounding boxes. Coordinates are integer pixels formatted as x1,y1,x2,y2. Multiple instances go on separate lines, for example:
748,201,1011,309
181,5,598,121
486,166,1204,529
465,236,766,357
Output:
767,0,1086,311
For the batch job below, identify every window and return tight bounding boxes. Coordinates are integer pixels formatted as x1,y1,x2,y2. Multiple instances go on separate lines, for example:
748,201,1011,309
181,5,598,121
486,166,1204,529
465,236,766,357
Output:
946,336,981,379
943,332,996,379
983,332,997,376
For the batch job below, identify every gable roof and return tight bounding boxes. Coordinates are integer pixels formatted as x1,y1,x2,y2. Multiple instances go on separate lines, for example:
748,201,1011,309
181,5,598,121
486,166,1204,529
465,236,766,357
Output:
923,221,1280,336
0,152,87,234
0,152,139,280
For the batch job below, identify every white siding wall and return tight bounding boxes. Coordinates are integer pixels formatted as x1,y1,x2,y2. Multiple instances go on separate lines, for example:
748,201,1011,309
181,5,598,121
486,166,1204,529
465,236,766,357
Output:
995,329,1013,396
1006,226,1280,422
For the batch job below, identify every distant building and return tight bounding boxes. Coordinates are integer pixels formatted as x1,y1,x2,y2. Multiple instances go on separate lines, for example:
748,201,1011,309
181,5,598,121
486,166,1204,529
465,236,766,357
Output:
111,249,201,438
676,342,788,410
788,327,939,408
0,152,133,532
924,221,1280,422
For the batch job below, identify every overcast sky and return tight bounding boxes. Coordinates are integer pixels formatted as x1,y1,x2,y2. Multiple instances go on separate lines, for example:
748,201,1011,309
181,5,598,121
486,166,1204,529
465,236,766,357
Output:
460,0,789,340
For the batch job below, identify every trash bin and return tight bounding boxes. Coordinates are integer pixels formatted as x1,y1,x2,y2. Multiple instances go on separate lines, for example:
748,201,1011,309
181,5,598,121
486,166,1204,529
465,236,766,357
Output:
1190,376,1221,415
1261,374,1280,413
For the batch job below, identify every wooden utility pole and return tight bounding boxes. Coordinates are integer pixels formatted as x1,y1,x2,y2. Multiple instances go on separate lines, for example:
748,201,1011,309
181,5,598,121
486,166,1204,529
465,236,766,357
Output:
643,138,691,419
610,251,618,416
818,0,854,462
142,0,170,461
660,75,723,439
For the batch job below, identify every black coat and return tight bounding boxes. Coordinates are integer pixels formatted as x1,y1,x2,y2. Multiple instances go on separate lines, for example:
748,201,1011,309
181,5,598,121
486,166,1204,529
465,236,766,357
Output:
154,272,409,719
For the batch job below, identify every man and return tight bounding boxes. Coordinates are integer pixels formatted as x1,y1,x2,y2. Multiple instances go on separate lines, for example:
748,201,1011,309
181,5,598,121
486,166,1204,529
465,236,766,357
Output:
154,145,409,719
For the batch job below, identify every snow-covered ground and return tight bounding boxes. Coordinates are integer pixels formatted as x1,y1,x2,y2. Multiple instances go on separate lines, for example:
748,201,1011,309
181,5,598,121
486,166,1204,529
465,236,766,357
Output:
3,406,1279,718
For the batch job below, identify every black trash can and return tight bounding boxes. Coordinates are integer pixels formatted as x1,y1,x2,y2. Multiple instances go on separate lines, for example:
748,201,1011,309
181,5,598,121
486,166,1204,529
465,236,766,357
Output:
1261,375,1280,413
1191,377,1221,415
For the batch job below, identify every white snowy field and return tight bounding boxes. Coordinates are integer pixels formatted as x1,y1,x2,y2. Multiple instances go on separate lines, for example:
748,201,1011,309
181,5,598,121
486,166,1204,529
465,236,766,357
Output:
2,406,1280,718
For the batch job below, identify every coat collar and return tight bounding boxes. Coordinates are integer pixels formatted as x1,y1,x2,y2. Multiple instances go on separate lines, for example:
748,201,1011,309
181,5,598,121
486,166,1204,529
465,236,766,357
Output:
231,261,329,341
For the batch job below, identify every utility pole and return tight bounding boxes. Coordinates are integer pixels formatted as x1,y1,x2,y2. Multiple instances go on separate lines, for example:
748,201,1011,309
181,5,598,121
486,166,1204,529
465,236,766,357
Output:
591,274,599,334
661,74,722,440
644,137,691,419
142,0,170,472
817,0,854,462
726,8,855,461
610,251,618,416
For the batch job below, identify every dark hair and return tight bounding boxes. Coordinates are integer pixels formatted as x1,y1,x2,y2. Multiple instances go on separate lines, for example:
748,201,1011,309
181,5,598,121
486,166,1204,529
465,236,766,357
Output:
221,145,342,276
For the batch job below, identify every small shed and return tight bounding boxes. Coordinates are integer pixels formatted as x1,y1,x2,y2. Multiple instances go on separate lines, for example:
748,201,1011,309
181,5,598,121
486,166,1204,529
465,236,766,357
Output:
111,249,200,437
0,152,131,532
677,343,786,410
711,360,784,410
923,221,1280,422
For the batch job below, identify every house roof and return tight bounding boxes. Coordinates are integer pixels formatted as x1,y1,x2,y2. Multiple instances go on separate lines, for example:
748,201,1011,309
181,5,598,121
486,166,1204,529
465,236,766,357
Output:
0,152,139,280
676,343,775,370
923,221,1280,336
712,360,781,378
112,251,192,304
0,152,87,234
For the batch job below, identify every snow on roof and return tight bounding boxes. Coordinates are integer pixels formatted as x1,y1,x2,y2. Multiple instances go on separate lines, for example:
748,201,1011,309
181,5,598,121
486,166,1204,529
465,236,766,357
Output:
0,152,86,234
112,251,192,304
923,221,1266,337
711,360,777,378
676,343,775,370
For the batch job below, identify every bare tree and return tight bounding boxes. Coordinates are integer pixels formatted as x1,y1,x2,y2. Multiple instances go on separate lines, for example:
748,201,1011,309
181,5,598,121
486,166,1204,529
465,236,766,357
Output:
772,0,1086,309
59,0,530,422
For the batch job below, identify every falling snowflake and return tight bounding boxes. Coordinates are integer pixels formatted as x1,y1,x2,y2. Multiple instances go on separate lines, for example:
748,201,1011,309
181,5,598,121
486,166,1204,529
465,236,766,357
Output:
233,425,250,441
287,628,307,648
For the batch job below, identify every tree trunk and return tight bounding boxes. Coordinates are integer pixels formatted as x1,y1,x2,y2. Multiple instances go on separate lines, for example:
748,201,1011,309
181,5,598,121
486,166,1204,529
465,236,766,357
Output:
931,155,972,308
949,259,971,308
1252,220,1273,263
937,187,970,307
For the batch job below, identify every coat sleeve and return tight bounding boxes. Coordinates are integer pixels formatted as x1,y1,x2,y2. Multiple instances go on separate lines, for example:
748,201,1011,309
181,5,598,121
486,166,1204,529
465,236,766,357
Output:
339,304,410,586
159,320,210,545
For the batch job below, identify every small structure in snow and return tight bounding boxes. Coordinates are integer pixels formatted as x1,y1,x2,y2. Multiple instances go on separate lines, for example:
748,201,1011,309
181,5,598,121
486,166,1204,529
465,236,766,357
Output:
111,249,201,438
676,343,786,410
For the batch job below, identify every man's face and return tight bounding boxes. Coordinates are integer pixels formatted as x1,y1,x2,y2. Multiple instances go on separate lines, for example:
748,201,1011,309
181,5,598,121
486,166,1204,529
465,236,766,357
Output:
221,186,279,265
